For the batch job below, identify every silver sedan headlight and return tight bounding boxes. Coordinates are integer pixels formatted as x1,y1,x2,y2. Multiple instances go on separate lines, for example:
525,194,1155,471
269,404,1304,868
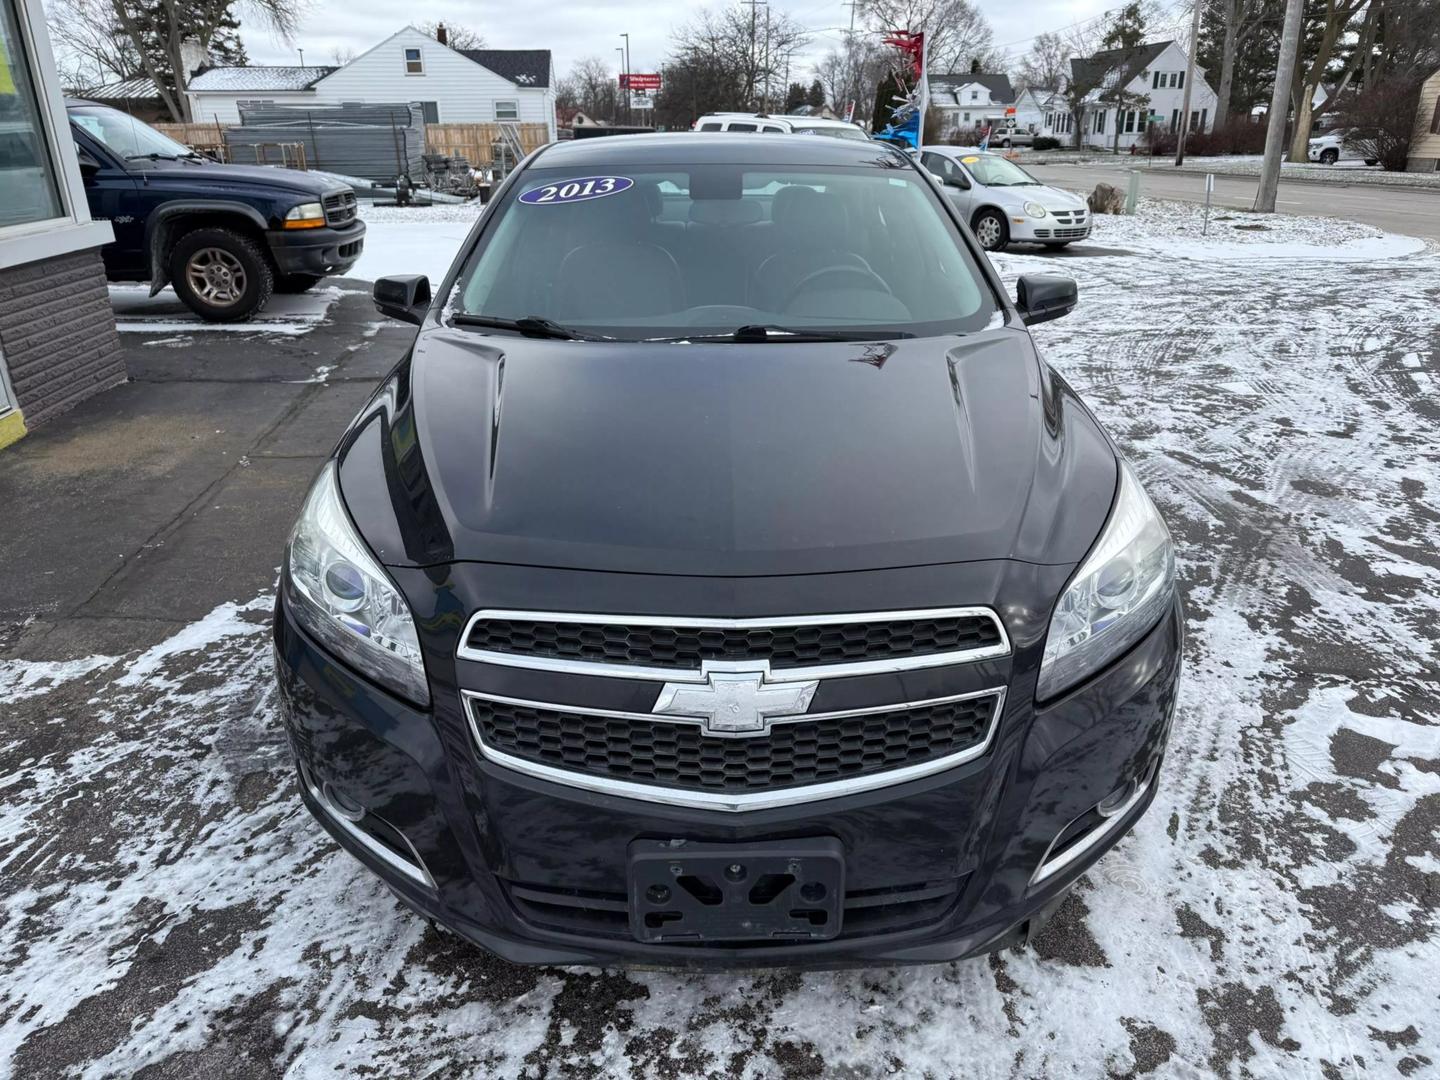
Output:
1023,201,1048,218
285,462,429,705
1037,461,1176,700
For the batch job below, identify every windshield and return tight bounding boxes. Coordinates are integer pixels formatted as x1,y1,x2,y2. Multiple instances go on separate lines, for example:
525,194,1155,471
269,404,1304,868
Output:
69,105,196,160
789,123,869,141
958,154,1040,187
454,162,996,341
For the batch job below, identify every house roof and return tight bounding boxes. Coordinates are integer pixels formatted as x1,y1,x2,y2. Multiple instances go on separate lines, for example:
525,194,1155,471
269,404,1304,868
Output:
928,73,1015,105
76,75,161,100
187,66,335,93
1068,41,1170,94
460,49,552,88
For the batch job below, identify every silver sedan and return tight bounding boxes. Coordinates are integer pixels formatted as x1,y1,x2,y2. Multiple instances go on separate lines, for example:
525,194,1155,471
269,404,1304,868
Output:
920,147,1091,252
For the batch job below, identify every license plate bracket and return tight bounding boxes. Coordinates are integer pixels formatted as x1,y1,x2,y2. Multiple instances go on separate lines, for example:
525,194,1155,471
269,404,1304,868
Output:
628,837,844,944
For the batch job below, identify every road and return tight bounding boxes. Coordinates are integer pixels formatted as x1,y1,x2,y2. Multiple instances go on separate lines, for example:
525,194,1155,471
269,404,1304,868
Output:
1027,162,1440,240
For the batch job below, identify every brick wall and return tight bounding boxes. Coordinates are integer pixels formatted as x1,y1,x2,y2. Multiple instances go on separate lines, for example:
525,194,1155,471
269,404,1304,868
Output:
0,248,126,427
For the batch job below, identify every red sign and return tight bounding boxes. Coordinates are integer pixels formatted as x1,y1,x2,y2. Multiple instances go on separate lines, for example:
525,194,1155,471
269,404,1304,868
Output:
1004,106,1017,116
619,73,662,91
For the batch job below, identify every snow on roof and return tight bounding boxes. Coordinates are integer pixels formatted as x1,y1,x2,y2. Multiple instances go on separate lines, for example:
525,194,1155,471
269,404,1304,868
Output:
187,66,334,93
77,76,160,100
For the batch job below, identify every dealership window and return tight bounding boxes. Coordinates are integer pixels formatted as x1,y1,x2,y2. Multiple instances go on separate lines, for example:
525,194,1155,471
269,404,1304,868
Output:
404,47,423,74
0,0,64,228
494,99,519,121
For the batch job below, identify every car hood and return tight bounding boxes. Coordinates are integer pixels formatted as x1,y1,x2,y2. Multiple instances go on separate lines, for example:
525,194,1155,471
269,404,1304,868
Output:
983,183,1085,211
337,326,1118,576
132,159,345,196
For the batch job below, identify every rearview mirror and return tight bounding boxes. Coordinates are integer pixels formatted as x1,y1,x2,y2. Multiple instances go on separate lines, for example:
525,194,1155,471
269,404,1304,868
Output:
373,275,431,325
1015,274,1077,326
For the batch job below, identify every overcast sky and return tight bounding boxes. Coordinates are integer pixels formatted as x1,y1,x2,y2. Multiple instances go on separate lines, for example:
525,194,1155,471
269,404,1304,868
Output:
240,0,1127,81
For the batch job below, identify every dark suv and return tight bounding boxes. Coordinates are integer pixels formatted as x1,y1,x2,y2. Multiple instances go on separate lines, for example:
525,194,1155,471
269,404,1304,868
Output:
68,102,365,322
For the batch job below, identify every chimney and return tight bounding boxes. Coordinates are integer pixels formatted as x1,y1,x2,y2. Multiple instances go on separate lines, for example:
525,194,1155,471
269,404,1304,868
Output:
179,36,208,80
436,23,448,46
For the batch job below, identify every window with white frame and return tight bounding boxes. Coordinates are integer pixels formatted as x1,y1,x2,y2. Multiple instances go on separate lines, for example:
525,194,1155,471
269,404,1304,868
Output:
404,47,423,74
0,0,64,228
494,100,519,121
1094,110,1106,134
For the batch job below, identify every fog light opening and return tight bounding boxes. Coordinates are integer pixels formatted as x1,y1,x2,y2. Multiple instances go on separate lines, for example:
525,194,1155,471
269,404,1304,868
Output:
321,781,366,822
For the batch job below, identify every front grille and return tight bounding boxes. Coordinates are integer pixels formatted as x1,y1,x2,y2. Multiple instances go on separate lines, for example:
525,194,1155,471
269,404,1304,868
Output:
323,190,358,227
503,875,964,943
471,695,997,795
463,611,1004,671
1051,210,1087,225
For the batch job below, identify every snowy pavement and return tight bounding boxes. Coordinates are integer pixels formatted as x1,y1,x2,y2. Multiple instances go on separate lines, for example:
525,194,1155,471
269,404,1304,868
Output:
3,206,1438,1078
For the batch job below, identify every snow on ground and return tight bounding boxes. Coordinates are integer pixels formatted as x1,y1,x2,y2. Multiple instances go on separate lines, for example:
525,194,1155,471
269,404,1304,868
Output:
1163,155,1440,188
109,283,349,336
349,199,483,284
4,204,1439,1078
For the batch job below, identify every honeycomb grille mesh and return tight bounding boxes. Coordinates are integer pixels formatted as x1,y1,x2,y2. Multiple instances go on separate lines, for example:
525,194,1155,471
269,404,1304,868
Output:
465,613,1003,670
472,696,997,794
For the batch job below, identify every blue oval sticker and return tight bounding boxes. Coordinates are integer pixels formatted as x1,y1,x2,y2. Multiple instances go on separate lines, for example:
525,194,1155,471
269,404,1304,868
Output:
518,176,634,205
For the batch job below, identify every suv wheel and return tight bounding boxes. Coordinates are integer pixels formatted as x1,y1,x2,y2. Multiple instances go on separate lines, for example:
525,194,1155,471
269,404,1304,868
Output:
169,227,273,322
275,273,325,294
972,209,1009,252
1319,148,1339,165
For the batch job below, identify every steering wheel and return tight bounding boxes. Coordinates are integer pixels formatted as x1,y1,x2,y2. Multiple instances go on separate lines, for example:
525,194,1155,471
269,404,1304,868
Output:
782,264,892,311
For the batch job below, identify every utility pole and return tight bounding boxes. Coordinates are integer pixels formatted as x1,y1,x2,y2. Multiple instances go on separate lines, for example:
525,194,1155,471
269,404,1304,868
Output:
1254,0,1303,212
843,0,859,117
763,7,772,113
621,33,631,125
615,47,626,124
742,0,767,108
1174,0,1202,166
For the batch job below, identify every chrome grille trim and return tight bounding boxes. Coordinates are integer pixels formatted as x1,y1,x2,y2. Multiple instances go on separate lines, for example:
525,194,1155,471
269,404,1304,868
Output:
463,687,1007,812
455,606,1012,681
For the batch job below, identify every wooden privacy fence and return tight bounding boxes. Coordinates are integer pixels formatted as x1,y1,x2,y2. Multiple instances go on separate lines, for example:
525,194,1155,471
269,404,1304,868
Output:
423,123,550,165
155,120,550,169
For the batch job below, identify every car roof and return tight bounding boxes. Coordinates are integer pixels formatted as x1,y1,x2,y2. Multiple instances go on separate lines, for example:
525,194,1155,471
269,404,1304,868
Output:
532,132,909,168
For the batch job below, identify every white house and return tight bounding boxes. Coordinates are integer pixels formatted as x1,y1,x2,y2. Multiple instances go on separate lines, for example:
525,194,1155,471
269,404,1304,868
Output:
1013,86,1061,133
1045,40,1217,150
187,27,555,140
929,74,1015,134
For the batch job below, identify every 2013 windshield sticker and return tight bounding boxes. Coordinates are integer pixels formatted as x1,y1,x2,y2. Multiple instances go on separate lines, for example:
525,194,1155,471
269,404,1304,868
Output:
518,176,634,205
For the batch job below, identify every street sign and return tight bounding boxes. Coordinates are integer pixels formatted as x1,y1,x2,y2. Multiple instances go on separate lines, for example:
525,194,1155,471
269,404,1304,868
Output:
620,73,662,91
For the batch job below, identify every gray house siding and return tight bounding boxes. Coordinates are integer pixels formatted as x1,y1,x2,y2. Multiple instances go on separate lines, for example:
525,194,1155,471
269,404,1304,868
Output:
0,249,125,426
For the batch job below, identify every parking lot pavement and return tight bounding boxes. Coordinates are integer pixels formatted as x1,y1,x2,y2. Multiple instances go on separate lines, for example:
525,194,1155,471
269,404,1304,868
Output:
2,213,1438,1077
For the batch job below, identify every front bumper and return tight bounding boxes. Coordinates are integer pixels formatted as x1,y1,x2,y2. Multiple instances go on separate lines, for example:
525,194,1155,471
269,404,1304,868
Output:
266,222,366,276
1009,215,1091,243
274,595,1182,969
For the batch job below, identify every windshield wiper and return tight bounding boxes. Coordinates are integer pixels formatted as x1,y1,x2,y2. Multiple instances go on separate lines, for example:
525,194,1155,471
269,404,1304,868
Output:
653,324,916,343
449,313,613,341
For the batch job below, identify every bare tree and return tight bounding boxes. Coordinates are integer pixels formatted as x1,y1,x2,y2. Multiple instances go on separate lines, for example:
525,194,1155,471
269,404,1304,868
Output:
1016,31,1067,90
558,56,622,122
48,0,142,87
1335,75,1425,169
94,0,305,121
814,34,887,123
861,0,998,74
1286,0,1373,163
418,21,486,51
665,5,809,113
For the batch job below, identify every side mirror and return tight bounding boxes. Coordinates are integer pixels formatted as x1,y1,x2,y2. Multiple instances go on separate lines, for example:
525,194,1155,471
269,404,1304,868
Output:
952,172,971,190
373,275,431,325
1015,274,1077,325
76,150,101,177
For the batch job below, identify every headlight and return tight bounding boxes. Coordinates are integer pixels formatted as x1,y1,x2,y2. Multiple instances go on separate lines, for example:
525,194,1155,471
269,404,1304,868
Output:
1037,460,1175,700
1023,201,1048,218
285,462,429,705
283,202,326,229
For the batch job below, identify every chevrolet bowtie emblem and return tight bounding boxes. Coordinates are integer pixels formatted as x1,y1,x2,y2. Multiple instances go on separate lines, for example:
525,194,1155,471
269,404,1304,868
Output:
652,661,819,737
